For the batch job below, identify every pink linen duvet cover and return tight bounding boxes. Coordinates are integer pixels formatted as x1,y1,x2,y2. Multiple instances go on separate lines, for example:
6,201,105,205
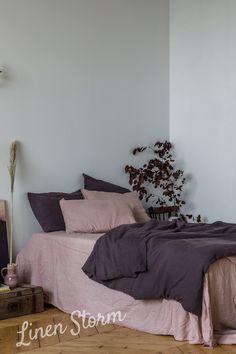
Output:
16,231,236,346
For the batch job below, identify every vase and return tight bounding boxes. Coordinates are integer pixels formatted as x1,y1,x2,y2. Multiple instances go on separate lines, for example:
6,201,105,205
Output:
1,263,18,288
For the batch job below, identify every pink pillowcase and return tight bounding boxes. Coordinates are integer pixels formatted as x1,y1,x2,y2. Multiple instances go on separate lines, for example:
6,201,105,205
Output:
81,189,150,223
60,199,136,233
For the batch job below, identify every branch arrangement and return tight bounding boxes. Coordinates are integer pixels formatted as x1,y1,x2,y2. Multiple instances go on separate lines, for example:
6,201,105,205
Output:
125,140,201,222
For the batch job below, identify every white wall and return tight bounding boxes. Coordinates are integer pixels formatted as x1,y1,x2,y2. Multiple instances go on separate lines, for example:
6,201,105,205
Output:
170,0,236,222
0,0,169,255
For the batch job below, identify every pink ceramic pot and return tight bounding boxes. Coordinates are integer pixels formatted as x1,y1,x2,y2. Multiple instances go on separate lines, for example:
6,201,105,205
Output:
1,263,19,288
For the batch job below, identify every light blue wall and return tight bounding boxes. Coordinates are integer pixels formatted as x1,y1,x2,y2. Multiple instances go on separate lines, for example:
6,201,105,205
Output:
0,0,169,254
170,0,236,221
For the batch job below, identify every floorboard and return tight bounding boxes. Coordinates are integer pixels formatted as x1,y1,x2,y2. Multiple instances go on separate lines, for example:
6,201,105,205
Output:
0,308,235,354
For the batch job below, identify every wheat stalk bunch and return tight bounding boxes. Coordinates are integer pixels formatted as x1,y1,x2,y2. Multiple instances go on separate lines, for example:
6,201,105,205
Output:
8,141,17,194
8,141,18,264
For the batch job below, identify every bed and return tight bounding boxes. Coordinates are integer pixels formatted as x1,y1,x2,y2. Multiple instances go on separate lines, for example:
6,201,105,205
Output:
16,230,236,347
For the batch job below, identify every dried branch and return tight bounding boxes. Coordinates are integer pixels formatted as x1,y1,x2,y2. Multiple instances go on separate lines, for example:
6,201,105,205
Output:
125,140,201,222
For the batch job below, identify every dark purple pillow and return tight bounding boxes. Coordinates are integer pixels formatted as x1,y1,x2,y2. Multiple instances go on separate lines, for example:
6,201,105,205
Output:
28,190,83,232
83,174,130,194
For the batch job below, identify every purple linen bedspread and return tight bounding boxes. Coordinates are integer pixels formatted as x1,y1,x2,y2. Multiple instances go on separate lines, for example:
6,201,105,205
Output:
82,219,236,316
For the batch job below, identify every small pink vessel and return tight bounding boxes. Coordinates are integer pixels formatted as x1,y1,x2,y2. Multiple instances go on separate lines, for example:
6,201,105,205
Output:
1,263,19,288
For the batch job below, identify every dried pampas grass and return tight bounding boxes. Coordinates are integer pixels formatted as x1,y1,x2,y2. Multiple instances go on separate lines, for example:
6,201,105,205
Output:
8,141,17,194
8,141,18,264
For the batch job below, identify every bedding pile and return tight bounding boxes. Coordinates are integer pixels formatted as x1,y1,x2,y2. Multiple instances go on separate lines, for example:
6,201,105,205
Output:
16,230,236,346
23,173,236,345
83,219,236,315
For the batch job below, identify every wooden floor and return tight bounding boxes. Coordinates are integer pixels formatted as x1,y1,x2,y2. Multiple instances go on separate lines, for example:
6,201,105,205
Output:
0,308,236,354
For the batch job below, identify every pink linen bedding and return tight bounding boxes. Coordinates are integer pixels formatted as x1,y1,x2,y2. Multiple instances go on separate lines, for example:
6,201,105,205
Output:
81,189,150,223
60,199,136,233
16,231,236,346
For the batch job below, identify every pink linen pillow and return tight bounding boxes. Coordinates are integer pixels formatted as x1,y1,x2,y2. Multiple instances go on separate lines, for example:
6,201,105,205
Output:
81,189,150,223
60,199,136,233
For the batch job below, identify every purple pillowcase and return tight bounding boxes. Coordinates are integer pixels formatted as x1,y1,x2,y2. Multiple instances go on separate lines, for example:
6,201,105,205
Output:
28,190,83,232
83,174,130,194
